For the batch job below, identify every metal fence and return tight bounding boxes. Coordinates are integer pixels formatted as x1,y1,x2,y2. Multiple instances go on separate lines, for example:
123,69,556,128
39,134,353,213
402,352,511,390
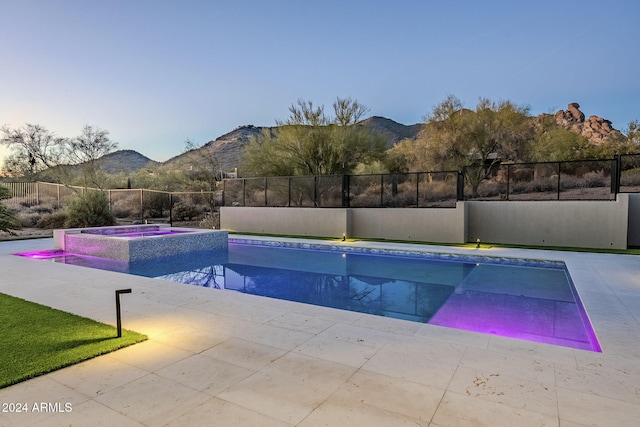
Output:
3,154,640,221
1,183,223,228
221,155,640,207
222,172,460,208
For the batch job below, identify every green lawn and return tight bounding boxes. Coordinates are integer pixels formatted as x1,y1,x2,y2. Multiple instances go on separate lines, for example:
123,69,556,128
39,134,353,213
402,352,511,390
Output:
0,293,147,388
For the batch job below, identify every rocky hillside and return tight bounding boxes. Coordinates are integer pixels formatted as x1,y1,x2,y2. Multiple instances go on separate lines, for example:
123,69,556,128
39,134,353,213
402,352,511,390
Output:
95,107,623,174
164,117,421,171
96,149,158,173
357,116,422,148
164,125,267,171
554,103,623,144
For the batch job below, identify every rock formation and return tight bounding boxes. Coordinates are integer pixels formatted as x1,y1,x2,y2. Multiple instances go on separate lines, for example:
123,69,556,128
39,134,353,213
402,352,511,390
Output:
554,103,622,144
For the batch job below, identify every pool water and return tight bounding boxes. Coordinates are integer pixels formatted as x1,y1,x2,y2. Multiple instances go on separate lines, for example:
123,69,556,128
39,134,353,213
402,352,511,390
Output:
17,242,601,352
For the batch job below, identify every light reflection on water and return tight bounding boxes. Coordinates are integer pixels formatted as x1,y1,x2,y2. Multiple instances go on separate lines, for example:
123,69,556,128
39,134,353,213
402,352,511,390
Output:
16,243,601,352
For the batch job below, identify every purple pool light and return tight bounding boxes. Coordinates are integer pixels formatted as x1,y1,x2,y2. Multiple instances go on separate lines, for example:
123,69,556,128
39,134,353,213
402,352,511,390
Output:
16,249,65,259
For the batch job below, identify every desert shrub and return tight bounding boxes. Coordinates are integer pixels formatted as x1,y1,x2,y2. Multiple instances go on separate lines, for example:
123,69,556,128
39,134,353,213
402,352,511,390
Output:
621,168,640,186
561,173,608,190
36,211,68,229
65,191,116,228
472,180,503,198
421,180,456,203
110,199,135,218
199,211,219,229
172,202,201,221
510,177,557,194
20,212,42,227
0,185,21,233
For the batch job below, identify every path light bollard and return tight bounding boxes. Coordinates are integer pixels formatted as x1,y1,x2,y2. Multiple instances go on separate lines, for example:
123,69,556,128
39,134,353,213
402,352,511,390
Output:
115,289,132,338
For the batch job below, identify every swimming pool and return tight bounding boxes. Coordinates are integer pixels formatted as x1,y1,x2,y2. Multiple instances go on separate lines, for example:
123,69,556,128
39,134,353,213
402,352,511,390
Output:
16,240,601,352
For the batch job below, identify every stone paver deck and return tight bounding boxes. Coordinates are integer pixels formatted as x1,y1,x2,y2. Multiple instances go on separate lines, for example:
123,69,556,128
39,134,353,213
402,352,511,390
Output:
1,236,639,426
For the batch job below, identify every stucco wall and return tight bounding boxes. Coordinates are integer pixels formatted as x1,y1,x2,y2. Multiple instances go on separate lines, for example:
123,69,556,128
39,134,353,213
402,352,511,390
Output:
467,195,629,249
220,207,350,238
350,203,466,243
627,194,640,247
221,197,631,249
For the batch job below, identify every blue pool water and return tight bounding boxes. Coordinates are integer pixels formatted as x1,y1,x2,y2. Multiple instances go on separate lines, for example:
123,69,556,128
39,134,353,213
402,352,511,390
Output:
17,241,601,352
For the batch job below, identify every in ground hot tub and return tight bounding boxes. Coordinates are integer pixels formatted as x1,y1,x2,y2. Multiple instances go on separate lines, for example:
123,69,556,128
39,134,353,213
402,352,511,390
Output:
53,224,227,261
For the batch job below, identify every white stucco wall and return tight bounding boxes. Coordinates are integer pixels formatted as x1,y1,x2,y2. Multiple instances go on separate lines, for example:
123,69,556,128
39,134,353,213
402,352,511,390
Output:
221,197,630,249
467,196,629,249
350,203,466,243
220,207,349,238
627,194,640,247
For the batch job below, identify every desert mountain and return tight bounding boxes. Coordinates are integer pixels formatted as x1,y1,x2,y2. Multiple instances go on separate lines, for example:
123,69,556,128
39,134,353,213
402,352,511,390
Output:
95,150,158,174
96,107,622,174
164,125,267,171
162,117,422,171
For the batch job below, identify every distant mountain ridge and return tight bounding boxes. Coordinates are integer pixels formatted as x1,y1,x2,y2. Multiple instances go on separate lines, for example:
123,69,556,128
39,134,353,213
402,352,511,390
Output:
95,107,622,174
96,149,158,174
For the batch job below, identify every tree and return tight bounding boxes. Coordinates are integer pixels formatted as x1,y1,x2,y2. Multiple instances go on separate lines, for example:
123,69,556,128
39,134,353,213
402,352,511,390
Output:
1,123,118,228
529,114,593,161
67,125,118,188
625,120,640,147
0,124,65,179
406,96,533,195
243,97,386,176
179,138,223,190
1,124,117,187
0,185,21,234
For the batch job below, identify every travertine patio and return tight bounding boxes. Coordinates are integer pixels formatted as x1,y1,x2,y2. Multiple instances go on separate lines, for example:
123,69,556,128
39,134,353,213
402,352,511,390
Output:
1,236,639,426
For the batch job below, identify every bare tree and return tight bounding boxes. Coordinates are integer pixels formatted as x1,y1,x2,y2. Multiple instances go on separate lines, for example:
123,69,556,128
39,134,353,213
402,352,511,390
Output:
0,124,66,179
67,125,117,188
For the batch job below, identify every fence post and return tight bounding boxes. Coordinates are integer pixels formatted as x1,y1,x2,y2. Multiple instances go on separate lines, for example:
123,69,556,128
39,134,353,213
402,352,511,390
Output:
341,174,349,208
557,162,561,200
264,177,268,206
242,179,246,206
506,164,511,201
313,176,318,207
612,155,621,197
222,180,226,207
456,171,465,201
416,173,420,207
140,189,144,222
288,177,291,207
169,193,173,226
380,174,384,207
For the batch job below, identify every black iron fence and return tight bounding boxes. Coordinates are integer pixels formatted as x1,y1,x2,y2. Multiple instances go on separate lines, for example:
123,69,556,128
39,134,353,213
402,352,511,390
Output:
3,155,640,222
222,154,640,207
222,171,460,208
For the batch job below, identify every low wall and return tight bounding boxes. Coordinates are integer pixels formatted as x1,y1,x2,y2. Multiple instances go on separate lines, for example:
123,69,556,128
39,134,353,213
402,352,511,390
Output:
221,196,633,249
221,205,467,243
628,194,640,247
220,207,350,238
350,203,466,243
467,195,629,249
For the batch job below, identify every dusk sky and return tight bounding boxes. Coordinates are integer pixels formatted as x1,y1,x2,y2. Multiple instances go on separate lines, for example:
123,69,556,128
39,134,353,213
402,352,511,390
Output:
1,0,638,164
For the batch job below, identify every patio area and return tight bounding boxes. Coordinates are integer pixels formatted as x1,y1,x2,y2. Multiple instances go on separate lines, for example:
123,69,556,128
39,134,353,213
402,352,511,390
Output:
1,236,640,426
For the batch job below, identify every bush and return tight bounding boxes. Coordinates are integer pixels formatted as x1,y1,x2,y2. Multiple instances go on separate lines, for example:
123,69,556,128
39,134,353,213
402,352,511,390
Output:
36,211,68,229
20,212,42,228
199,212,219,229
172,202,201,221
65,191,116,228
0,185,21,234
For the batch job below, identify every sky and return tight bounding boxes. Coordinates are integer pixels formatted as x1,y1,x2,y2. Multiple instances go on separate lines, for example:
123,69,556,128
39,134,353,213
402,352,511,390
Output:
1,0,639,164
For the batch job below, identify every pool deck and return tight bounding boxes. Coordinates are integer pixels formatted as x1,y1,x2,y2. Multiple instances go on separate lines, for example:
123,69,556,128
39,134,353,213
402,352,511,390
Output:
1,236,640,426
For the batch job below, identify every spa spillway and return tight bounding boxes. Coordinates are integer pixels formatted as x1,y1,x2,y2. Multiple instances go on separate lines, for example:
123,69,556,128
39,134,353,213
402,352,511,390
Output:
53,224,227,262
